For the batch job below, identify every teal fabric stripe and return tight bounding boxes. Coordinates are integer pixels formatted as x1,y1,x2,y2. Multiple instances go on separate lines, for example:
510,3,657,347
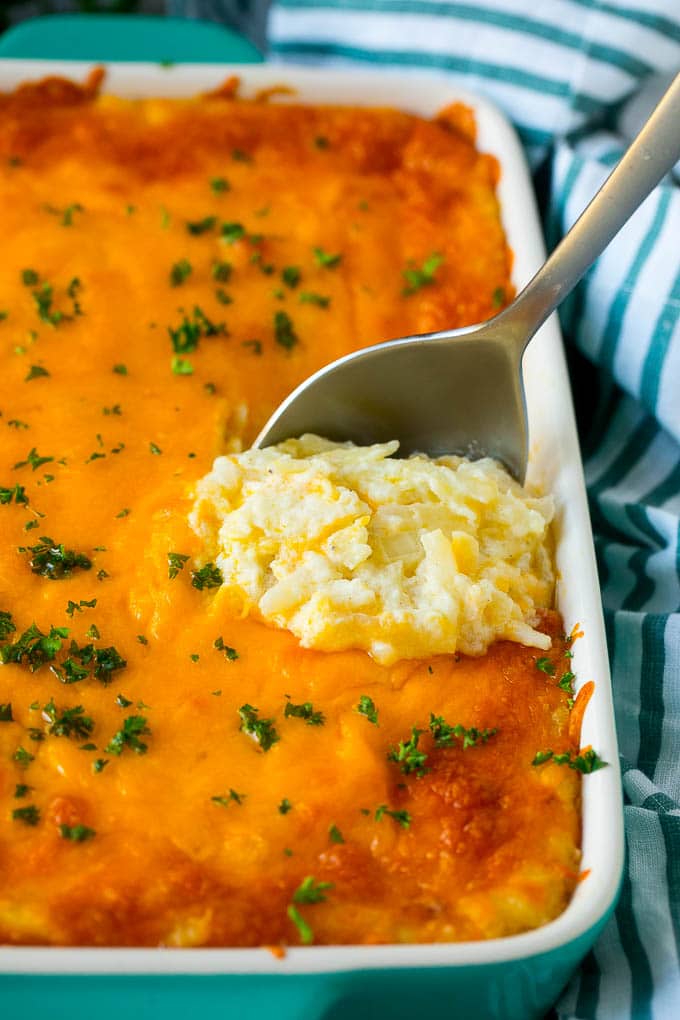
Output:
274,0,654,77
659,813,680,963
644,461,680,507
271,39,604,113
637,615,666,777
642,789,679,813
617,845,654,1020
588,417,659,538
575,949,601,1018
598,189,674,374
640,265,680,414
565,0,680,43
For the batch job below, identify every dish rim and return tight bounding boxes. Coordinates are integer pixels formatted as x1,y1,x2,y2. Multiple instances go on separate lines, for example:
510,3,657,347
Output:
0,58,624,975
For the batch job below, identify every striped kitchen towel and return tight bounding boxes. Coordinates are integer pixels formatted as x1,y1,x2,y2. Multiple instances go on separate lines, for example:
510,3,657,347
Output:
265,2,680,1018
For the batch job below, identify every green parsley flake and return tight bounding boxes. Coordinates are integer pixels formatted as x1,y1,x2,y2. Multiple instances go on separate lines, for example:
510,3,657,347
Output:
278,798,292,814
387,727,428,777
375,804,411,829
210,177,230,194
214,636,239,660
105,715,151,756
313,246,342,269
186,216,217,235
238,703,279,752
211,789,246,807
274,310,298,350
328,824,344,844
402,252,444,296
191,562,223,590
171,355,194,376
212,260,232,282
59,823,96,841
357,695,379,724
531,748,608,773
25,365,50,382
284,698,325,726
535,657,555,675
168,552,190,579
0,702,13,722
299,292,330,308
281,266,301,289
24,536,91,580
169,258,192,287
13,805,40,826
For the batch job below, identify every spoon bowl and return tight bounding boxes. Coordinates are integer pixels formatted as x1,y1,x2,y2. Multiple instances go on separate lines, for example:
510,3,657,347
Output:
256,73,680,482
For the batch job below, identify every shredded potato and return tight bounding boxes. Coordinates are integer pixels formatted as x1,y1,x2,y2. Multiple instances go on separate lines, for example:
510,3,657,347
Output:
191,435,554,664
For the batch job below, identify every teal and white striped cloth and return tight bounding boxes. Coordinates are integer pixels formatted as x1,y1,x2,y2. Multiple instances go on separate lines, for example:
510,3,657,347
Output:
264,3,680,1017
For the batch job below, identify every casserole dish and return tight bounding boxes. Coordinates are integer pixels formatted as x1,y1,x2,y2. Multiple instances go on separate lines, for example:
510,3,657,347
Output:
0,58,623,1020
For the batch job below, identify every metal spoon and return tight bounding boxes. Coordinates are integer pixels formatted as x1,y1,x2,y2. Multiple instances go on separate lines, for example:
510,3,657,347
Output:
256,73,680,482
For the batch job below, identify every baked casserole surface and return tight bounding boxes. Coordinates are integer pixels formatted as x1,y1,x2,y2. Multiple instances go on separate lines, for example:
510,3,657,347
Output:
0,72,582,947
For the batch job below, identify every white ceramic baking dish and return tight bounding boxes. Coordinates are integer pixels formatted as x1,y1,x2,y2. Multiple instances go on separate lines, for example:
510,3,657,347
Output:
0,59,623,1020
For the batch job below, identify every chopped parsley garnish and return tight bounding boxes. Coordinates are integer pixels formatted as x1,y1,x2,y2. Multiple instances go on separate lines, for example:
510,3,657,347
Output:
65,598,97,617
558,671,575,692
115,694,133,708
169,258,192,287
0,484,28,506
210,177,230,194
32,282,66,327
21,268,39,286
215,288,232,305
42,699,94,740
24,536,91,580
299,292,330,308
0,702,13,722
171,356,194,375
293,876,333,905
287,906,313,945
44,202,84,227
535,657,555,675
87,624,101,640
274,310,298,350
0,611,16,641
387,727,429,777
429,714,498,749
105,715,151,756
92,757,109,773
13,746,35,767
281,266,301,289
314,136,330,150
220,222,246,244
531,748,607,773
375,804,411,829
492,286,506,309
149,442,162,456
25,365,50,382
14,447,54,471
402,252,444,296
60,823,96,841
14,783,31,798
168,305,225,355
191,562,223,590
238,703,279,752
212,789,245,807
328,824,344,844
186,215,217,235
1,622,69,671
278,798,292,815
242,339,262,355
214,636,239,660
313,246,342,269
13,805,40,826
50,657,89,685
113,363,128,375
137,635,148,645
212,260,232,282
115,508,130,518
232,149,252,163
284,697,325,726
168,552,190,579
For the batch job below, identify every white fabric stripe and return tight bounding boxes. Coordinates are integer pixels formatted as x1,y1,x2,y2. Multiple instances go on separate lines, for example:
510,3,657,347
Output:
654,616,680,800
614,198,680,406
270,0,680,70
574,130,624,162
657,319,680,446
638,518,680,615
612,611,643,766
627,810,679,1019
591,913,633,1020
269,7,635,107
584,394,647,487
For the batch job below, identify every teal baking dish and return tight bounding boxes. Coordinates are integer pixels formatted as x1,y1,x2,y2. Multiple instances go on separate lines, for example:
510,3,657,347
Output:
0,59,623,1020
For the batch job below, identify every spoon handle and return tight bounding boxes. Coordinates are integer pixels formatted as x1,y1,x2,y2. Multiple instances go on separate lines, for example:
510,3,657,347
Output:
498,72,680,350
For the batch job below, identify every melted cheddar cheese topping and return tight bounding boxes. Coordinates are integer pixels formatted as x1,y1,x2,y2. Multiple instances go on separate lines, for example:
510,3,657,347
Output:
0,73,581,948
